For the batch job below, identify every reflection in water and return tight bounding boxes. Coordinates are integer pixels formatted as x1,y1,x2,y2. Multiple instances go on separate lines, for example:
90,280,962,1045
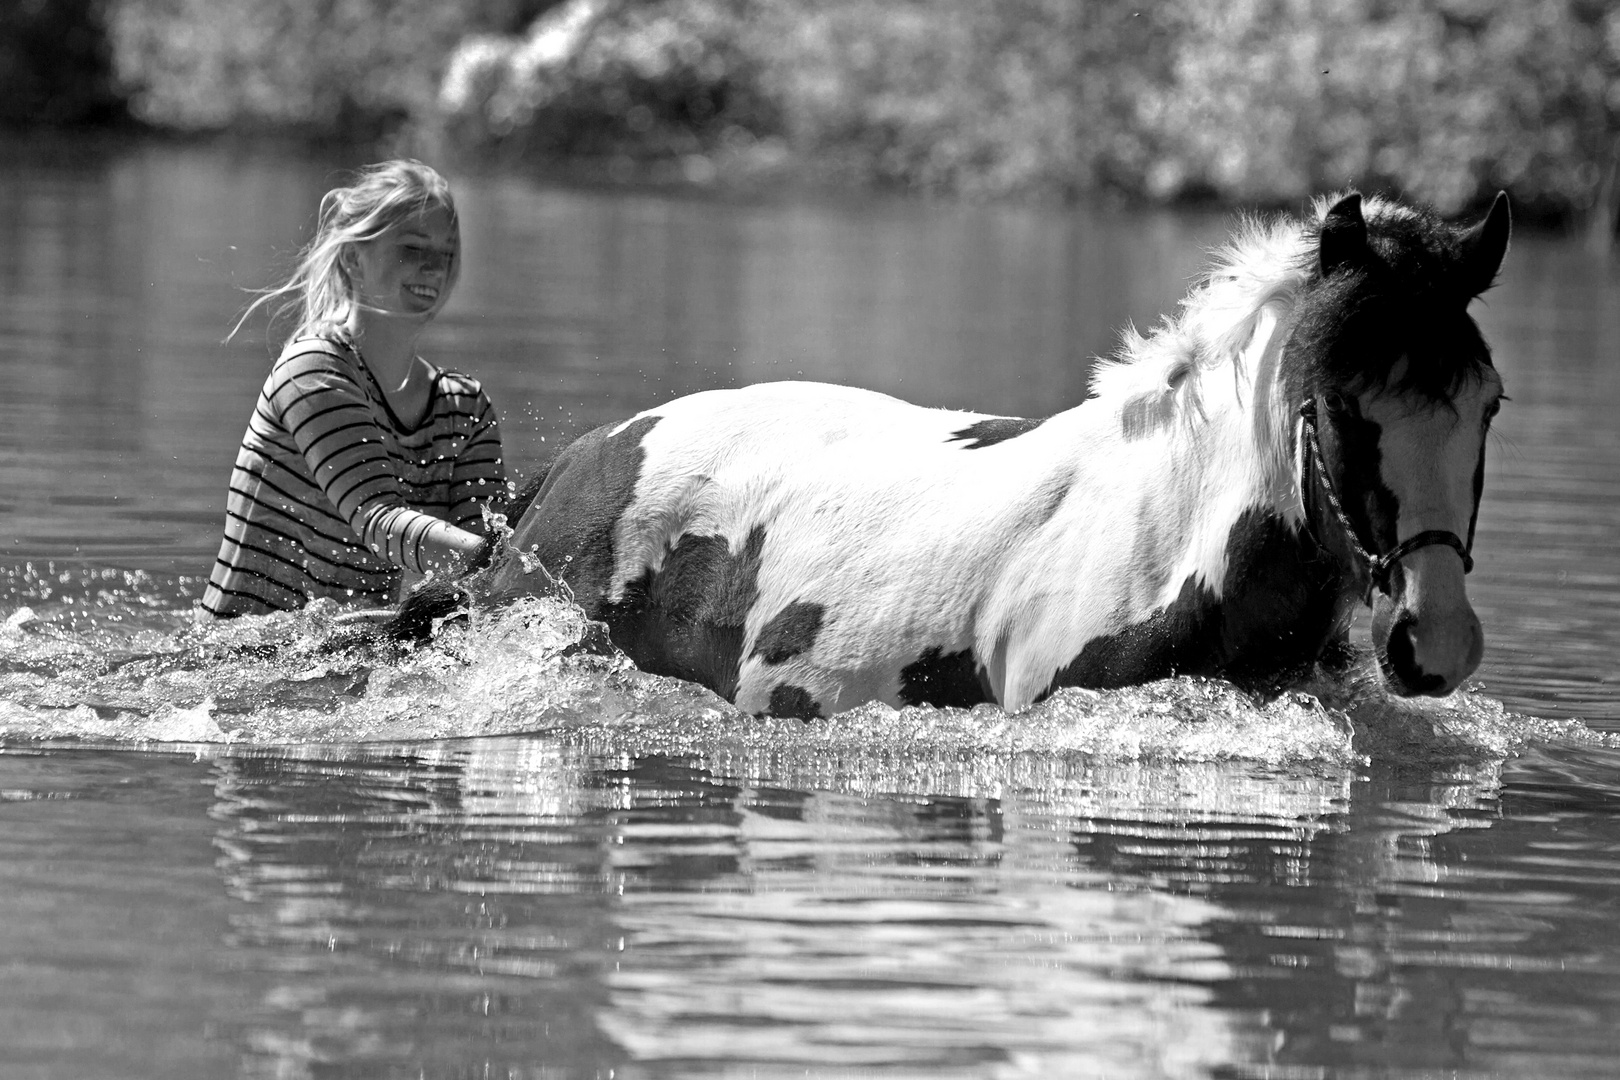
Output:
211,743,629,1077
593,761,1248,1076
188,739,1620,1078
5,720,1620,1075
207,743,1276,1076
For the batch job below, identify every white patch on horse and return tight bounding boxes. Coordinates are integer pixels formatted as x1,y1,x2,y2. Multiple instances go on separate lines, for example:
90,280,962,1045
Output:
601,383,1010,714
1365,359,1500,553
1362,359,1501,685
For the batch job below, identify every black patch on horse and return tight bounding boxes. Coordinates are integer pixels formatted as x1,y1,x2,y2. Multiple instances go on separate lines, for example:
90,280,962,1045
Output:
506,415,664,606
899,647,992,708
601,525,767,702
1465,440,1487,565
752,601,825,665
1046,508,1342,694
767,684,822,720
387,462,556,640
947,416,1044,449
1304,403,1401,585
387,416,660,641
1120,390,1178,442
1285,197,1498,408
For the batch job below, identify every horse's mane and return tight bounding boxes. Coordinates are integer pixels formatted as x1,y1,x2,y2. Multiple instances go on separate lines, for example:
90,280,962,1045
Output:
1089,192,1442,406
1079,194,1438,512
1092,193,1493,421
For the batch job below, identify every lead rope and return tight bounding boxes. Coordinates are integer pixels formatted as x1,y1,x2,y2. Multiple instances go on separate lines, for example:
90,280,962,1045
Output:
1297,399,1473,601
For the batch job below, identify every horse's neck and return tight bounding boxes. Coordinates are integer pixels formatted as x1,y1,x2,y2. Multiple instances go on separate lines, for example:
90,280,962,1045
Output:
1105,305,1305,606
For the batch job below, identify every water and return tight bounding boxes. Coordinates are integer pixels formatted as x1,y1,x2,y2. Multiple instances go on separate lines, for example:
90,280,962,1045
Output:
2,139,1620,1077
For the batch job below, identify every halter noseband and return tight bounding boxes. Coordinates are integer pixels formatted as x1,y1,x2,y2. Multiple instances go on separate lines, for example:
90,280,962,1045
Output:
1297,399,1474,598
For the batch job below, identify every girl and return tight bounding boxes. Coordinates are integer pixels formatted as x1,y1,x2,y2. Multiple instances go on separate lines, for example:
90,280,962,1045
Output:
201,160,506,618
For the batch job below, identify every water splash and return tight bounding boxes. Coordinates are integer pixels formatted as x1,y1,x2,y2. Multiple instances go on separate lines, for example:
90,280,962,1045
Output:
0,565,1604,766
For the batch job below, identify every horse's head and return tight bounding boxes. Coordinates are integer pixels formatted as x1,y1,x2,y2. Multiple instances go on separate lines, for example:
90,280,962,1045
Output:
1286,191,1511,697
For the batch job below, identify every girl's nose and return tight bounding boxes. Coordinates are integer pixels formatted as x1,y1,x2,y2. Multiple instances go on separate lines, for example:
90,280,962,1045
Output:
408,249,452,277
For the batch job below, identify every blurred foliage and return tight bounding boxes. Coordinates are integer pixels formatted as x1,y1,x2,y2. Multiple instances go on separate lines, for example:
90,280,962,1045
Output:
439,0,778,162
437,0,1169,197
106,0,556,139
437,0,1620,225
20,0,1620,229
748,0,1168,198
0,0,124,126
1136,0,1620,219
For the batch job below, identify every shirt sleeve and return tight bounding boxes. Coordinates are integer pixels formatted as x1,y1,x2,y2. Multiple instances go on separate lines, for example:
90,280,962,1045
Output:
448,390,507,532
267,343,466,575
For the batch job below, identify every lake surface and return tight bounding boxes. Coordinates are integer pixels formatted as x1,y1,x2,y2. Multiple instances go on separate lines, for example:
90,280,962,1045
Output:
2,139,1619,1078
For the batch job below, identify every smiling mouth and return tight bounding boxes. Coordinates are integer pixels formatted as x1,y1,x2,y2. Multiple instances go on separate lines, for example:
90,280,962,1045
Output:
405,284,439,303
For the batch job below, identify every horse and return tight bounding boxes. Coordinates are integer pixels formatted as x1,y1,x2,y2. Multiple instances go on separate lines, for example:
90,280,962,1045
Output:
394,191,1512,718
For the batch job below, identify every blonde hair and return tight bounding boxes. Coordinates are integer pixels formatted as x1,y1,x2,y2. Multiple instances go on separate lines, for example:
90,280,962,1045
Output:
231,159,460,344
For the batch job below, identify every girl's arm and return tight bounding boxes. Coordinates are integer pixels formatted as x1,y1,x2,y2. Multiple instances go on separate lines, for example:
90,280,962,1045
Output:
270,344,483,579
447,389,508,532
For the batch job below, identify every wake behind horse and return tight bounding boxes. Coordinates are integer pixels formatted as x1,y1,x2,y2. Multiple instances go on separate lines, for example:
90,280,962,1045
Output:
396,191,1512,718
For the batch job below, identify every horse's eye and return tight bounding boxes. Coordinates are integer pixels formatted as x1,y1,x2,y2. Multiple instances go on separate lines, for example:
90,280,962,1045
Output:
1321,390,1350,414
1484,396,1505,421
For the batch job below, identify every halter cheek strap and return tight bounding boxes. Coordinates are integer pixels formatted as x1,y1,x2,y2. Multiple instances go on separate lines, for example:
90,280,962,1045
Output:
1297,400,1474,598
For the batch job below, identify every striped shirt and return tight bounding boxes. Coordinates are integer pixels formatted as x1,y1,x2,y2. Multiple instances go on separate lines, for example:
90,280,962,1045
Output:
201,335,506,617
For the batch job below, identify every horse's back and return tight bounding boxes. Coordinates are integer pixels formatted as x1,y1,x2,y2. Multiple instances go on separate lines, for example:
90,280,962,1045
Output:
633,380,1017,458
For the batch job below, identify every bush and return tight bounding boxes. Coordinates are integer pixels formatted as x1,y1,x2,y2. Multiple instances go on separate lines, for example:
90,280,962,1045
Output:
435,0,1620,229
107,0,554,138
437,0,1166,197
40,0,1620,233
439,0,778,161
1138,0,1620,217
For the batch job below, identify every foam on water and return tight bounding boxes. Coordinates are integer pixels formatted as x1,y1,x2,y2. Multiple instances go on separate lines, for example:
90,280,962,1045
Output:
0,570,1604,768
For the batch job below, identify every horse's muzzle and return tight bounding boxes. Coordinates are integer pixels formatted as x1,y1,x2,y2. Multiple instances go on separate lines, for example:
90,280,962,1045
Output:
1369,554,1484,697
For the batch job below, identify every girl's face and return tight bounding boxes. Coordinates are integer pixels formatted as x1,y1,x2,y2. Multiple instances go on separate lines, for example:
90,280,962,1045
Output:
346,205,459,320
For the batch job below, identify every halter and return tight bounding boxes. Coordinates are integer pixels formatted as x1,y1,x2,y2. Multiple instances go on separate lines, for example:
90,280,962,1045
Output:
1297,399,1474,599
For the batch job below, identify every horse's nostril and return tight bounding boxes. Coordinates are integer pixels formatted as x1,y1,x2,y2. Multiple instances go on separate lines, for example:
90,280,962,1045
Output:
1385,615,1447,695
1386,615,1413,666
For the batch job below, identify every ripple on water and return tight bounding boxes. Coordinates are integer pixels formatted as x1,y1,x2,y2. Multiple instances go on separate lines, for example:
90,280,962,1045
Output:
0,588,1607,767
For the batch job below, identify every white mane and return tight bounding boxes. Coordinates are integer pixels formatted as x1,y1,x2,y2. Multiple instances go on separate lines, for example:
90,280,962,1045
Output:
1089,212,1313,405
1089,192,1422,407
1055,197,1397,618
1079,192,1424,516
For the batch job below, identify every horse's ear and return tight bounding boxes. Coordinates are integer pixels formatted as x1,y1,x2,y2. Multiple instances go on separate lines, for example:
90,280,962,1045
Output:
1460,190,1511,297
1319,193,1368,278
